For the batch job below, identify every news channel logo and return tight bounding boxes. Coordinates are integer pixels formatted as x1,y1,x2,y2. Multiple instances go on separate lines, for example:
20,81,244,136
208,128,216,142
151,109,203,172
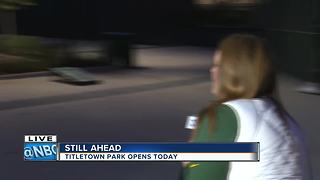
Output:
24,135,58,161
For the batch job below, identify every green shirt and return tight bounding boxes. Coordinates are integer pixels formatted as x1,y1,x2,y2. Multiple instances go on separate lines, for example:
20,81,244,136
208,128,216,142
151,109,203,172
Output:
183,104,238,180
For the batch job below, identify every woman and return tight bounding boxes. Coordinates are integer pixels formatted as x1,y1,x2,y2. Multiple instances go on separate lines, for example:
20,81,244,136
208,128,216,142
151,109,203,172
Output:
183,34,311,180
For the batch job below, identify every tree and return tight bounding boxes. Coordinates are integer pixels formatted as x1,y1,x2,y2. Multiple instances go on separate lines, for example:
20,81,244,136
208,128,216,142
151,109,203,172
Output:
0,0,36,10
0,0,36,34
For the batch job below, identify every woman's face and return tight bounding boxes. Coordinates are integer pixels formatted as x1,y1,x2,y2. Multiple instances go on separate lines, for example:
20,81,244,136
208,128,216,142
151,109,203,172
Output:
210,50,222,96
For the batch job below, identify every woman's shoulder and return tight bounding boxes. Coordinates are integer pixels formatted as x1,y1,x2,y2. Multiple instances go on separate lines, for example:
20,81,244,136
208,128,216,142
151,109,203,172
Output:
216,104,237,117
211,104,238,128
194,104,238,142
211,104,239,142
222,98,273,117
222,98,260,108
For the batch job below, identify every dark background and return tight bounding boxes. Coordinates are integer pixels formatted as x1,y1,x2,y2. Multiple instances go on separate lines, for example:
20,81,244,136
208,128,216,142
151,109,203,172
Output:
16,0,320,81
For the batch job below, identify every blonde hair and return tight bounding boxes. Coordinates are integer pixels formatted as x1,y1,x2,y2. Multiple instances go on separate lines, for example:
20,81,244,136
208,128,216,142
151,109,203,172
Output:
197,34,277,133
217,34,276,100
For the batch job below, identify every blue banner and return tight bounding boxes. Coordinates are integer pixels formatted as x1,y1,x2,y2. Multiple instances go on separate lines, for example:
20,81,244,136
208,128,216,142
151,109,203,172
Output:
59,143,259,153
24,143,57,161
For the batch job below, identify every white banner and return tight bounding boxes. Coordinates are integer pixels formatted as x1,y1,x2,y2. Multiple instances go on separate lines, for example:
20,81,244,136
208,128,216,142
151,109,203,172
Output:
59,152,258,161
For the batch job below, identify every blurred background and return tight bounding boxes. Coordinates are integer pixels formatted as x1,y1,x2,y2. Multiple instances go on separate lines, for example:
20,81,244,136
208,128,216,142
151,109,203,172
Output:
0,0,319,179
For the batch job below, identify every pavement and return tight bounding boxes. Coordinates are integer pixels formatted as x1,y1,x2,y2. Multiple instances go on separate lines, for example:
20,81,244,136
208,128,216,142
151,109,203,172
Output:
0,46,319,180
